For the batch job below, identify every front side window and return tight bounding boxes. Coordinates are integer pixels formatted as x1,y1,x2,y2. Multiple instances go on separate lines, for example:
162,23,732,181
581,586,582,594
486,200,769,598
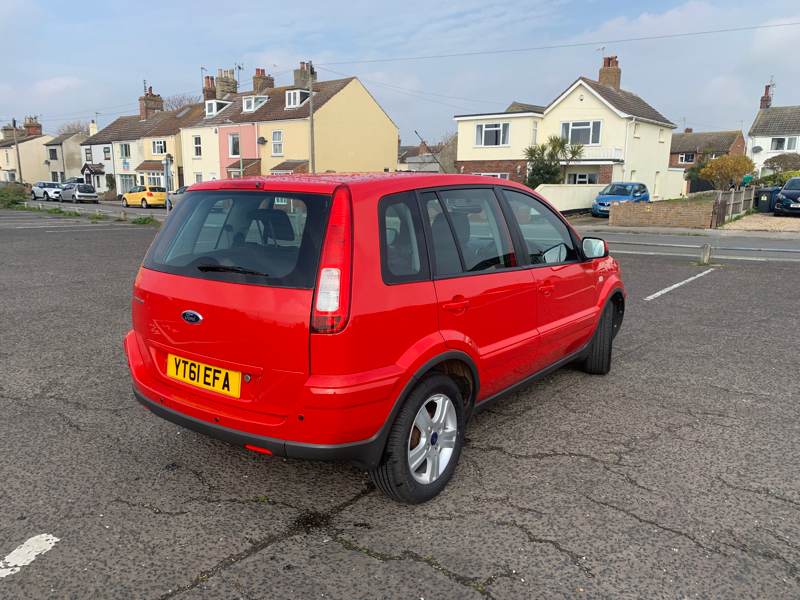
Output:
423,188,515,276
152,140,166,155
144,191,331,289
561,121,601,145
475,123,510,146
272,130,283,156
48,148,58,160
379,192,429,284
119,143,131,159
193,136,202,157
500,189,579,265
229,133,240,157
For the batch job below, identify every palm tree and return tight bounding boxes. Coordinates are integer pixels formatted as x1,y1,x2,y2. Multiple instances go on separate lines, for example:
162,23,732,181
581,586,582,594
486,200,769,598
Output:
523,136,584,188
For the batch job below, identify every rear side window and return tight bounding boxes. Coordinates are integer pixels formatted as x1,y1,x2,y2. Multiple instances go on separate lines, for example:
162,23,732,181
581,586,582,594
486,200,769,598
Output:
423,188,516,275
144,190,331,288
379,192,429,284
149,186,166,192
500,189,579,265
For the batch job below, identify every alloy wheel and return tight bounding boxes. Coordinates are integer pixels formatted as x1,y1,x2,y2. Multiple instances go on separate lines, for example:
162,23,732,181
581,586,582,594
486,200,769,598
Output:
407,393,458,485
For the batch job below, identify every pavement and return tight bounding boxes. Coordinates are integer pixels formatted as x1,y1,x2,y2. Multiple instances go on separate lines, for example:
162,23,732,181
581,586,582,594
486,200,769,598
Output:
1,208,799,598
25,197,170,220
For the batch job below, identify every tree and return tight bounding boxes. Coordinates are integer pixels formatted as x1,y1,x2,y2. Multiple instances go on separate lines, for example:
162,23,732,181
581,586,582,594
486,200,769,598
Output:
163,93,201,111
699,155,755,189
764,152,800,173
57,120,90,135
523,135,584,188
435,132,457,174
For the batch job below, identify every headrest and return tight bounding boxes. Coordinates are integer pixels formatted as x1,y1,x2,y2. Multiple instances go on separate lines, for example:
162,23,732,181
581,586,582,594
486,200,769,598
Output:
250,208,294,241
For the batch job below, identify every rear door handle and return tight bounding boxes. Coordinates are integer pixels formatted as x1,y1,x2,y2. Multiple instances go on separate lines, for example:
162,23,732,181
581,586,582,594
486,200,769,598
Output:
443,296,470,313
539,283,555,297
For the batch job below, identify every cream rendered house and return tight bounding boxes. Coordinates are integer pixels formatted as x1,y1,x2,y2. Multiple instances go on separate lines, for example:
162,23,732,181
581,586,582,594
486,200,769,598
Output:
178,123,220,184
44,131,87,182
454,57,684,208
0,118,53,184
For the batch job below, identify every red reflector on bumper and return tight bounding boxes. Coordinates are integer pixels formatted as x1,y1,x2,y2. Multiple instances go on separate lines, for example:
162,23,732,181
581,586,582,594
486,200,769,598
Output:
245,444,273,456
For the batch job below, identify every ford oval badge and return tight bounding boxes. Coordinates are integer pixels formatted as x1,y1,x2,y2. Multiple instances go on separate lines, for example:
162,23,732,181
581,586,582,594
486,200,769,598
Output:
181,310,203,324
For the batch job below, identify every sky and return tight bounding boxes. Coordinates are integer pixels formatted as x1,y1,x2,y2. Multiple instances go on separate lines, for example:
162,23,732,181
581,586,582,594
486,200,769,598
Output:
2,0,799,143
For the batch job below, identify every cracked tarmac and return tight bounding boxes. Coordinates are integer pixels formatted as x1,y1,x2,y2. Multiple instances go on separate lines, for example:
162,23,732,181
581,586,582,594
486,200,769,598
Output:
1,209,799,598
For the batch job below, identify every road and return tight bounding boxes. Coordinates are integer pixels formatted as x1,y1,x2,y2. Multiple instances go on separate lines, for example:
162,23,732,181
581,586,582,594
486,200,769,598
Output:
1,209,799,598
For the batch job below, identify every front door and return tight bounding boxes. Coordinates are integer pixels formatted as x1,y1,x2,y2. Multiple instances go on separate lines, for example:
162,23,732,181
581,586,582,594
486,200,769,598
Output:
421,188,540,401
498,188,599,365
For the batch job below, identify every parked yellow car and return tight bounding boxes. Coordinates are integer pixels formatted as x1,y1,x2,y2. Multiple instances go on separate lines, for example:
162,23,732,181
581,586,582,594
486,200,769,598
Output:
122,185,167,208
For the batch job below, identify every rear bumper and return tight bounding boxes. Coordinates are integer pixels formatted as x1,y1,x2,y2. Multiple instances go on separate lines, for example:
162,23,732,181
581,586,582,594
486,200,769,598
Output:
132,385,385,468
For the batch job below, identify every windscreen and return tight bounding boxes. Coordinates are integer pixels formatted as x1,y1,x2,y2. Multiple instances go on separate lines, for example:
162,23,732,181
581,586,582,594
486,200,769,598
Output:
77,184,95,193
601,184,633,196
784,179,800,191
144,190,331,288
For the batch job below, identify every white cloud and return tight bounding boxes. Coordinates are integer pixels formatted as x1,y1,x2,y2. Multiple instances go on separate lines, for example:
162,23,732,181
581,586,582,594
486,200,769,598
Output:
32,77,82,96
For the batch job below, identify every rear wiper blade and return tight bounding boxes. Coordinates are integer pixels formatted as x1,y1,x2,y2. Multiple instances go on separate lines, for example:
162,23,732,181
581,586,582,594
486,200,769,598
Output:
197,264,270,277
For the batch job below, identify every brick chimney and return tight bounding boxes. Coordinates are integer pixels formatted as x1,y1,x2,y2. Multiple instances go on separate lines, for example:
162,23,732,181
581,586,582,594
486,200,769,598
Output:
598,55,621,90
203,75,216,101
1,124,22,140
684,127,693,133
138,86,164,120
23,116,43,136
293,61,317,88
252,68,274,93
216,68,238,99
759,83,773,109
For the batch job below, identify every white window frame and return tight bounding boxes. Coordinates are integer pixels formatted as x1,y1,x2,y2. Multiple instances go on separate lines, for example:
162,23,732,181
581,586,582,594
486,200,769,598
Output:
85,147,93,162
561,120,602,145
472,172,510,179
771,136,797,151
103,146,111,160
658,128,665,143
205,100,231,117
146,172,162,186
194,172,202,183
474,123,510,147
566,173,598,184
152,139,167,155
48,148,58,160
119,143,131,159
271,130,283,156
193,135,202,157
228,133,240,158
243,95,267,112
285,90,309,109
678,152,695,164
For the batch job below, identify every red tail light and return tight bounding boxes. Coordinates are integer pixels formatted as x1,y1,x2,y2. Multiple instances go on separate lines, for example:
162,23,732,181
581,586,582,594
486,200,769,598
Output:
311,185,353,334
147,192,153,197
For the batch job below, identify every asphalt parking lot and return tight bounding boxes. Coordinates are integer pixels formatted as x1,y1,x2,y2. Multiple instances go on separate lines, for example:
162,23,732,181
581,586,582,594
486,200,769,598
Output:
1,209,799,599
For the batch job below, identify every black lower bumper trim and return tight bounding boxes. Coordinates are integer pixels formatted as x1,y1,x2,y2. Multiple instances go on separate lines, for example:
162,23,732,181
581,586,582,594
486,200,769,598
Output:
133,387,384,470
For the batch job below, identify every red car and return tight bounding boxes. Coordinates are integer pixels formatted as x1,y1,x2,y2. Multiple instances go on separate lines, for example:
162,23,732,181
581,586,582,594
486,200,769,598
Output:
125,174,625,503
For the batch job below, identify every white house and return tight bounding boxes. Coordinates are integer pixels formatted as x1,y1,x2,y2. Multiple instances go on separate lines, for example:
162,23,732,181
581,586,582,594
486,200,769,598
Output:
79,120,116,192
747,83,800,177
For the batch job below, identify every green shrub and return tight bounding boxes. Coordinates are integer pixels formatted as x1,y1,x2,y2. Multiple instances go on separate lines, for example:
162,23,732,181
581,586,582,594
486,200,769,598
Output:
131,215,158,226
0,184,26,208
753,170,800,187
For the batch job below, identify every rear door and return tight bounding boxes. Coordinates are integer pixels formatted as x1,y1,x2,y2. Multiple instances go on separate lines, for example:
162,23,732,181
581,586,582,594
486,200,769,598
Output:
421,187,540,400
134,189,331,418
498,188,599,365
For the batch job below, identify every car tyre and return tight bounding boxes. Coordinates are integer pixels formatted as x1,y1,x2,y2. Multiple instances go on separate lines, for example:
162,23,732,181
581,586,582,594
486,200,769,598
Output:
122,197,128,207
43,192,50,201
141,199,148,209
369,374,465,504
581,301,614,375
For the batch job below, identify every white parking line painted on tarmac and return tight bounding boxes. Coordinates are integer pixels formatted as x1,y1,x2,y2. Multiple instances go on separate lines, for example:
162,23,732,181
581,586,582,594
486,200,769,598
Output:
644,268,715,302
45,227,148,233
0,534,60,579
15,223,111,229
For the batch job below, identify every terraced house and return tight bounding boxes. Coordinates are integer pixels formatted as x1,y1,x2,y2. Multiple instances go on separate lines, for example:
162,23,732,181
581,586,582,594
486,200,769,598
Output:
180,63,398,183
454,56,684,206
0,117,52,184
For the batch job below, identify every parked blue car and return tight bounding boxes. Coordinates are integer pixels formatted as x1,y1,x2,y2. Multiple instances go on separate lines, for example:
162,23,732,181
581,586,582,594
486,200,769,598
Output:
591,182,650,217
774,177,800,217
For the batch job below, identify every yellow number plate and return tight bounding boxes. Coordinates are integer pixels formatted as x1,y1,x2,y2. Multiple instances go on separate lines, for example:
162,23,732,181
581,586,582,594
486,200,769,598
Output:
166,354,242,398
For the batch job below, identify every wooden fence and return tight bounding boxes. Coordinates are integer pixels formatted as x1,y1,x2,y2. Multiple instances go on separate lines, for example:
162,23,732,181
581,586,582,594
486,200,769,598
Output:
709,188,755,228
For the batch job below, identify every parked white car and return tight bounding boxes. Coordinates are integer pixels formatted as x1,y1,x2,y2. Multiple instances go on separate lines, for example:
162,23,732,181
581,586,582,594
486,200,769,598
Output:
31,181,62,201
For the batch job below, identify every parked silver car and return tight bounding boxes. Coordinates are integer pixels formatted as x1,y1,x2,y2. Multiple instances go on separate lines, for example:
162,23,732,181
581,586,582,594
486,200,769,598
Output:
31,181,62,201
60,183,99,203
166,186,188,211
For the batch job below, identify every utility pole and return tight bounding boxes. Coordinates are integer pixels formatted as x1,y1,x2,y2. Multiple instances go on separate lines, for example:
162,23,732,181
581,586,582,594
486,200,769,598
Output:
414,130,447,173
308,60,316,174
11,118,23,183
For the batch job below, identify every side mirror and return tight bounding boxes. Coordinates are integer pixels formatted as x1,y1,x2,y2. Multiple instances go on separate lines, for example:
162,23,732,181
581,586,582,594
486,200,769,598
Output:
582,237,608,259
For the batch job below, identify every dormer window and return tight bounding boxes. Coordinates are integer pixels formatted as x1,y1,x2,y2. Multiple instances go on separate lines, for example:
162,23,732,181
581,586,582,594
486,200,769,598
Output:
243,95,268,112
205,99,231,117
285,89,310,109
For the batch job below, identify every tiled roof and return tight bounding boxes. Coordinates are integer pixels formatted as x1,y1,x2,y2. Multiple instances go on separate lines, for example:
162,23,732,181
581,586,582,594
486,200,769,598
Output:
46,132,82,146
82,163,104,174
670,130,741,154
82,104,205,145
271,159,308,171
578,77,674,127
198,78,355,128
505,101,546,114
748,106,800,136
226,158,261,170
134,160,165,172
0,134,42,148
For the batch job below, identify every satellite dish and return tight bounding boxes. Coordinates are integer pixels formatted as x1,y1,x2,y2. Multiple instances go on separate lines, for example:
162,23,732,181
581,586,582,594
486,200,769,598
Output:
752,146,762,154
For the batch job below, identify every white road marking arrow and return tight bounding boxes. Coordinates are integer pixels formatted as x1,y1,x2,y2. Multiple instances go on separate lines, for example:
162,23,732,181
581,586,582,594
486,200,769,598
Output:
0,534,60,579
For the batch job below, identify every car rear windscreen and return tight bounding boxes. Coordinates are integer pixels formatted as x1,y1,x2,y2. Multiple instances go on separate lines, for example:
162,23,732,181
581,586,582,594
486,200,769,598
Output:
144,190,332,289
77,184,95,193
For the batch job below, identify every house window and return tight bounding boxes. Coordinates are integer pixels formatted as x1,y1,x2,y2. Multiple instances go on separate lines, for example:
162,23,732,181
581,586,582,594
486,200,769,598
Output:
243,95,267,112
119,174,136,193
152,139,166,155
119,143,131,159
51,171,59,182
567,173,598,184
678,152,695,164
561,121,601,145
472,172,510,179
103,146,111,160
48,148,58,160
475,123,510,146
147,172,162,186
285,90,309,108
272,130,283,156
85,147,93,162
228,133,240,157
193,136,202,157
194,172,202,183
772,137,798,151
658,128,665,143
205,100,231,117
